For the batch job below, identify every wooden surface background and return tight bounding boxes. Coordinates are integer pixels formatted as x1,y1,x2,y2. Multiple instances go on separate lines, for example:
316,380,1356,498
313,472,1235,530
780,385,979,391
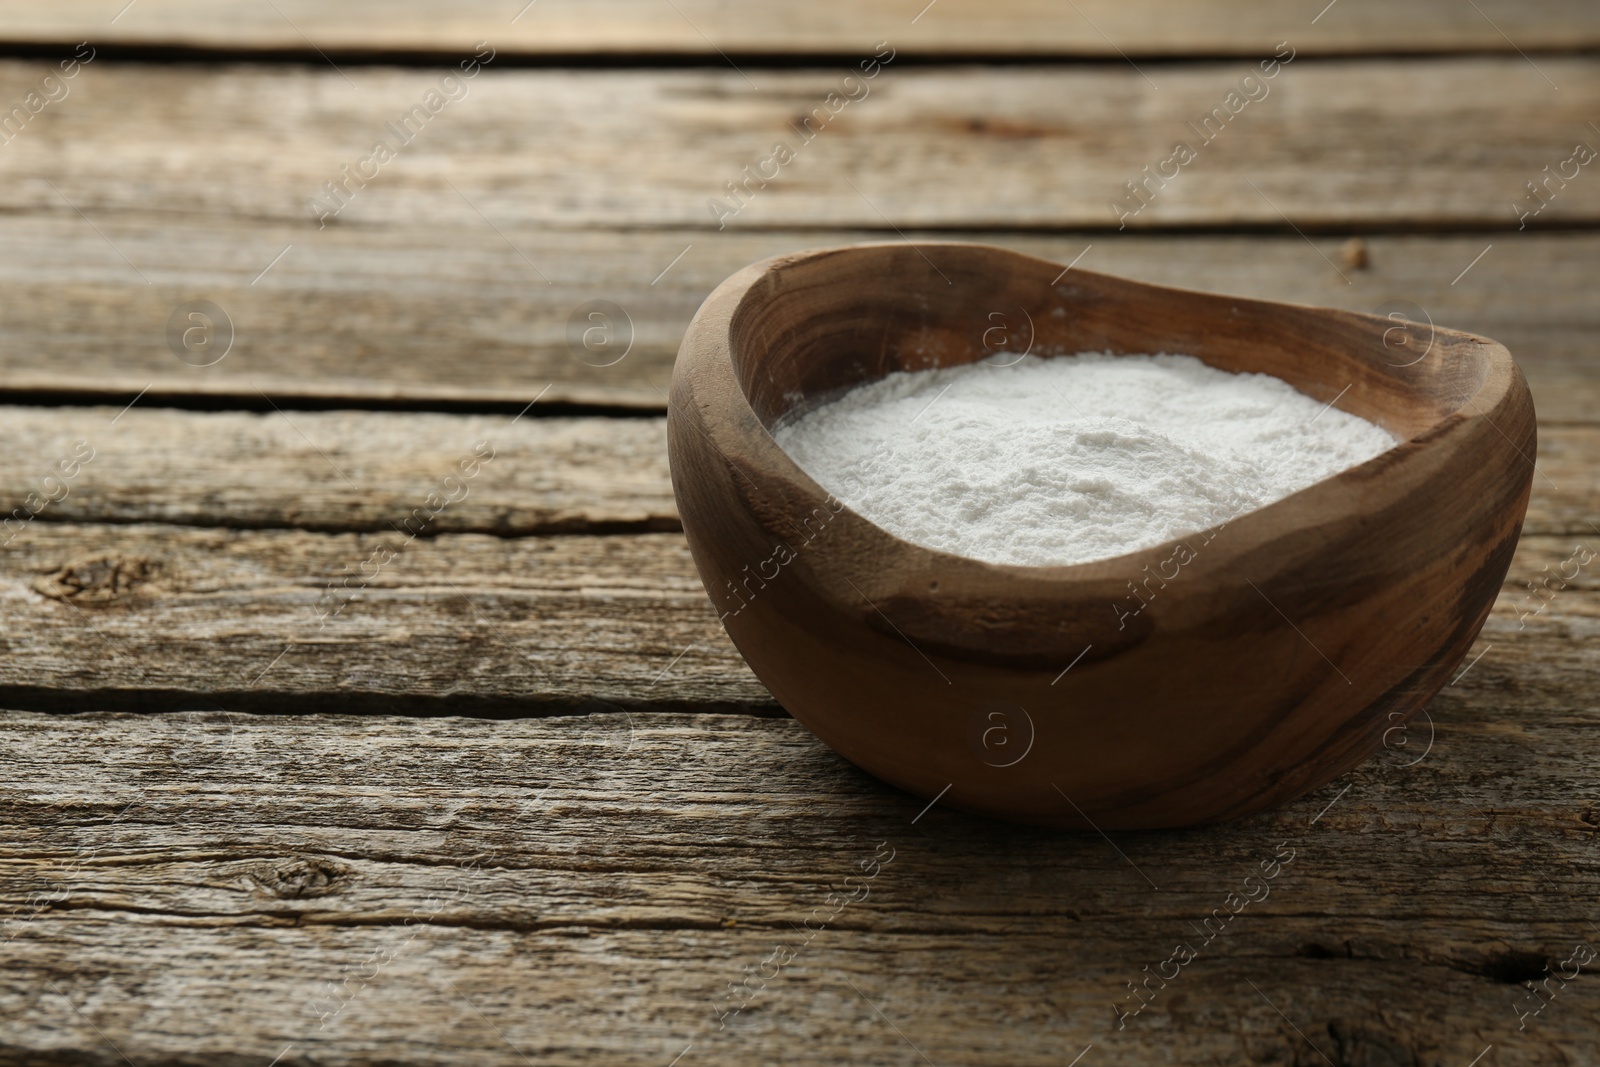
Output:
1,2,1597,1065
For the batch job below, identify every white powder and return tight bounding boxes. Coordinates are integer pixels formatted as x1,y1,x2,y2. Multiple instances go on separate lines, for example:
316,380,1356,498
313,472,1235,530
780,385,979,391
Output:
772,353,1398,567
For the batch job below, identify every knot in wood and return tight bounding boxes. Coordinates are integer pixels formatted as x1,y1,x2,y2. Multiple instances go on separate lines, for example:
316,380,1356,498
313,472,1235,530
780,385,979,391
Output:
252,855,349,899
33,555,157,604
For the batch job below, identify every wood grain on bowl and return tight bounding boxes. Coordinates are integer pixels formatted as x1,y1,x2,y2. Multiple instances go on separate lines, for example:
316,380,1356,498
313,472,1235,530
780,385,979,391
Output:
667,242,1537,829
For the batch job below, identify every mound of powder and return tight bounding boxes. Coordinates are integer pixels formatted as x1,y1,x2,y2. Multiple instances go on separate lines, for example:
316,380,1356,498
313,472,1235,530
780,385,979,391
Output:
772,353,1397,566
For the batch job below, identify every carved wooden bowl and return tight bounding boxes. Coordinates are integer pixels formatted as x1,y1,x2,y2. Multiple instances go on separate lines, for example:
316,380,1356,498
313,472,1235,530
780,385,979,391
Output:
667,242,1535,829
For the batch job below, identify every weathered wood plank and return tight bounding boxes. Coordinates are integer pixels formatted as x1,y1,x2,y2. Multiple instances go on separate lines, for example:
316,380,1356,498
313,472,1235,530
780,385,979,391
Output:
8,0,1599,56
0,521,1590,716
2,221,1596,418
0,525,767,714
1,681,1597,1066
1532,426,1600,537
2,61,1596,233
0,406,1591,537
0,406,676,535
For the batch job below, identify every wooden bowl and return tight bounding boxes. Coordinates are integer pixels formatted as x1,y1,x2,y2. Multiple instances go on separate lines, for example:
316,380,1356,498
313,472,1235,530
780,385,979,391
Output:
667,242,1535,829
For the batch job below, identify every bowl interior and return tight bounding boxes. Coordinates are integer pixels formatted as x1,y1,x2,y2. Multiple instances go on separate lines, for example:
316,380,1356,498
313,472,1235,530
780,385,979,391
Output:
728,242,1490,442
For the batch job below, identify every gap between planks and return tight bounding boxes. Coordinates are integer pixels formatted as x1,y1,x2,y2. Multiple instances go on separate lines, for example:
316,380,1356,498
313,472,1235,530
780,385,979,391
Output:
8,0,1600,56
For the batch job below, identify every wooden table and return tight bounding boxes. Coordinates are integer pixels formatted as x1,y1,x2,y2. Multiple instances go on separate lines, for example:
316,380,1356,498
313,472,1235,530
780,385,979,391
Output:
2,4,1597,1064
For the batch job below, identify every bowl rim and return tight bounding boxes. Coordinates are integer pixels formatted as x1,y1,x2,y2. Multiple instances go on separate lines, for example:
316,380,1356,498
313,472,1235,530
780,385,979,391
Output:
672,239,1527,582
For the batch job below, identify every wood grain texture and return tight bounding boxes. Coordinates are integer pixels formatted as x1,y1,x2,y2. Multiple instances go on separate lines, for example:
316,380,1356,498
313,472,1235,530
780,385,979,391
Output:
1,61,1597,234
2,220,1597,418
0,512,1587,717
0,524,768,714
8,0,1600,56
2,671,1598,1066
0,5,1591,1062
0,406,676,535
0,407,1592,536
